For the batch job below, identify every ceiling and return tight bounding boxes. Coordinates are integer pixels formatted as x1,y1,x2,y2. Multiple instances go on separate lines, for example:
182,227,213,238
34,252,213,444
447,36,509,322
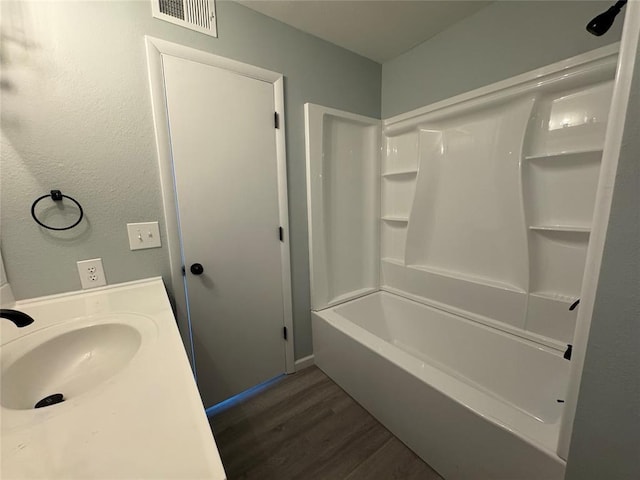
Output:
236,1,492,63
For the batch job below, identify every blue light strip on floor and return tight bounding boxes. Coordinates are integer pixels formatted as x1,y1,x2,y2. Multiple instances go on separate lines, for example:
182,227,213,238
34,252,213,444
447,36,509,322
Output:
205,374,285,418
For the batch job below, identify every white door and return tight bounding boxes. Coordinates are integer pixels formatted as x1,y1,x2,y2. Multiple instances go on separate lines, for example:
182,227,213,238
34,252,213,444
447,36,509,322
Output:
161,54,286,408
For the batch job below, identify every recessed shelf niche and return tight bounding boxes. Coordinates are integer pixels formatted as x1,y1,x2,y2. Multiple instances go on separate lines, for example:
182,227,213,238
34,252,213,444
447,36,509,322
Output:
381,221,408,263
528,228,590,298
523,151,602,227
526,81,613,158
380,130,420,264
381,176,416,219
520,78,614,343
384,131,419,173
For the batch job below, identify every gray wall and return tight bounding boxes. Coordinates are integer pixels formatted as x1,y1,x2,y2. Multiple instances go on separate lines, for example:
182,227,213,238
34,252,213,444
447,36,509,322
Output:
382,1,624,118
0,0,381,359
565,33,640,480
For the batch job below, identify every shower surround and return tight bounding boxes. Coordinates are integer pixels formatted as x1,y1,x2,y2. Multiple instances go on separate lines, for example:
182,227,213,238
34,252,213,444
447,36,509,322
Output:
305,44,618,479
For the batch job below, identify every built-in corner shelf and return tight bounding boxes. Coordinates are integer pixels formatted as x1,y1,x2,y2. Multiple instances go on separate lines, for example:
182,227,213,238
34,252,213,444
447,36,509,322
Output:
524,148,603,161
529,225,591,234
382,216,409,223
529,291,578,304
382,169,418,178
381,257,404,266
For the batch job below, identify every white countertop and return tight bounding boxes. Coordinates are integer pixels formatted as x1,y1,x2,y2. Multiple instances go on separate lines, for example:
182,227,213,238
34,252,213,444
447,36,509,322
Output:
1,278,226,479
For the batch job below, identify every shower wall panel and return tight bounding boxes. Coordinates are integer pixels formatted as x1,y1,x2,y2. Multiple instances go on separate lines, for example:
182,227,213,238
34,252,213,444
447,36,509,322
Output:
305,105,380,310
381,46,618,347
404,100,533,292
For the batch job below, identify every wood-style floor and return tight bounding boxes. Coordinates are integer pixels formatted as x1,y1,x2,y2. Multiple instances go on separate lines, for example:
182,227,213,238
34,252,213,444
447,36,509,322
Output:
208,366,443,480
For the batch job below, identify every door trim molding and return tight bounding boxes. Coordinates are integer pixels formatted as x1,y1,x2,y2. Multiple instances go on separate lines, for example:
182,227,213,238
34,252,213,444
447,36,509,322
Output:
145,36,295,375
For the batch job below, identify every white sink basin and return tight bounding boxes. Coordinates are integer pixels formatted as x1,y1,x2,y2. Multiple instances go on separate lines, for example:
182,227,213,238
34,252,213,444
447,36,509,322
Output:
1,315,151,410
1,279,226,480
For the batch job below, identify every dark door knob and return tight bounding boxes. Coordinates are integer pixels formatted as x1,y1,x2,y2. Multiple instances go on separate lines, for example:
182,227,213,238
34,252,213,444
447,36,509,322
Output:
190,263,204,275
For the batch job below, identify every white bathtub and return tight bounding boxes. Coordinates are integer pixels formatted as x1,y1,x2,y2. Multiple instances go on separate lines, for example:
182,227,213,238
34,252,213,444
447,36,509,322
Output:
312,291,567,479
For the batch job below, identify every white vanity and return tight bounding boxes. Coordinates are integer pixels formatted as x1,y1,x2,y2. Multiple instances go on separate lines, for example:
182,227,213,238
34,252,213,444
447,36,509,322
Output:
0,278,226,479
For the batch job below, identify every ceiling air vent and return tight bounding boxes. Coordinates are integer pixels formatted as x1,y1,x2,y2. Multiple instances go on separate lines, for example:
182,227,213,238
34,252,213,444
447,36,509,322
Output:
151,0,217,38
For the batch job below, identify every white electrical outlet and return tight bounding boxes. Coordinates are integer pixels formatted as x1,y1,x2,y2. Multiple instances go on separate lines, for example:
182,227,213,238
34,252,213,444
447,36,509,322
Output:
126,222,162,250
77,258,107,289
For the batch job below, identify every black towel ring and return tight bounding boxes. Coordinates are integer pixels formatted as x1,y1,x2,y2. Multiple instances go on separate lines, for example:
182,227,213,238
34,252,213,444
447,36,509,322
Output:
31,190,84,231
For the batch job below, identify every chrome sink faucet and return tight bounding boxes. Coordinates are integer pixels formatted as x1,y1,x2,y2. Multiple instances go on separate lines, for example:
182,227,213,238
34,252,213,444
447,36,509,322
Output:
0,309,35,328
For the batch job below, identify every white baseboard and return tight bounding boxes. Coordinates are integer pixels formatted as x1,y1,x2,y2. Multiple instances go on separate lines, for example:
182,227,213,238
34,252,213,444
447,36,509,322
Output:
294,354,315,371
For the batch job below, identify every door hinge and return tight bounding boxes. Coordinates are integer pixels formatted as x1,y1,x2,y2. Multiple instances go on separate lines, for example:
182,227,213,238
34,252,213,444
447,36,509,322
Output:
274,112,280,129
283,326,288,340
279,226,284,242
181,265,186,276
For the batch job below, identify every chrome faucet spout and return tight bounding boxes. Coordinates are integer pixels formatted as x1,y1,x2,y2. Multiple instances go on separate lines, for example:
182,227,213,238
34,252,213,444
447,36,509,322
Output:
0,309,35,328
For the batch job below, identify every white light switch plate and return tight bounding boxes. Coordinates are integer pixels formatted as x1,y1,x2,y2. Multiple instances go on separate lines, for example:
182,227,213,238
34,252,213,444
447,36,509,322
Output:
127,222,162,250
77,258,107,289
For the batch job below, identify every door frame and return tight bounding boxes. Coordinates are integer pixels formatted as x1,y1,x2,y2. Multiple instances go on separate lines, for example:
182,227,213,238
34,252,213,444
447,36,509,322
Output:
145,36,295,375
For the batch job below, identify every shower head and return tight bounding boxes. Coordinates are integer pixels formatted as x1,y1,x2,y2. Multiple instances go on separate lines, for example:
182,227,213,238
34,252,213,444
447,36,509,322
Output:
586,0,627,36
